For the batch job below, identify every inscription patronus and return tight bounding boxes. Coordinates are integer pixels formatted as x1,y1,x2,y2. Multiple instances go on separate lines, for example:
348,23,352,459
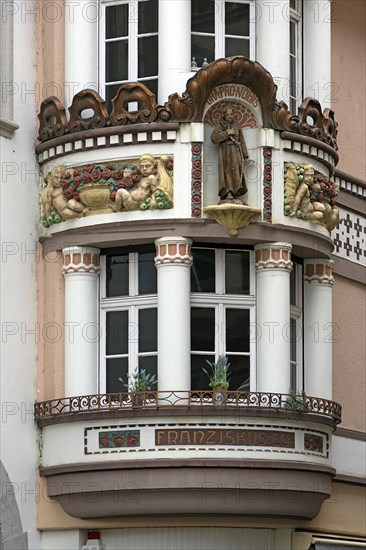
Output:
155,429,295,448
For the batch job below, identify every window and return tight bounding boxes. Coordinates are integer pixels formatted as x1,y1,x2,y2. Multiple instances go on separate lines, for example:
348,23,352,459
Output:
191,0,255,68
190,247,256,391
100,0,158,108
289,0,302,113
100,246,158,393
290,260,303,392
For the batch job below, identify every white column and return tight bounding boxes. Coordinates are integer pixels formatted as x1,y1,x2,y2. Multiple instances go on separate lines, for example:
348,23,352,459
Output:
256,0,290,103
304,259,334,399
255,243,293,394
158,0,191,103
62,247,100,397
64,0,98,107
154,237,192,393
303,0,332,108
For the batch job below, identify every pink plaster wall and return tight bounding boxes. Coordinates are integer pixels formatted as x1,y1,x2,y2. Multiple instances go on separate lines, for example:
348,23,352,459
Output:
333,275,366,432
37,248,65,401
36,0,65,109
332,0,366,179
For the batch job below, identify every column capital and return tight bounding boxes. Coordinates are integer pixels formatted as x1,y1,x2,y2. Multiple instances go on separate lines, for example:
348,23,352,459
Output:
304,259,334,286
255,242,292,271
154,237,192,267
62,246,100,274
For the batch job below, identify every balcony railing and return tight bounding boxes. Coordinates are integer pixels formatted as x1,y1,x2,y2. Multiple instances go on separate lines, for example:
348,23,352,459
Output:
34,391,342,424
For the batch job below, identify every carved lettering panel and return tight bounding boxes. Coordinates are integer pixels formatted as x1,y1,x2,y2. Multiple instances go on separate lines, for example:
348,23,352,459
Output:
155,429,295,448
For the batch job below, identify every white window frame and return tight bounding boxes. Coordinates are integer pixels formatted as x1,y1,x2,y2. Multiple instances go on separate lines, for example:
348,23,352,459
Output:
99,253,158,393
99,0,158,101
191,0,256,68
190,248,256,390
289,0,303,112
290,261,303,393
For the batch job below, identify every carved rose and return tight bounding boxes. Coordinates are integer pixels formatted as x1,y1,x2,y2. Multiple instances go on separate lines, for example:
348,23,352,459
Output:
132,174,140,183
192,194,201,204
193,181,201,191
192,169,201,179
192,144,201,155
82,173,91,184
73,169,80,176
127,435,138,447
65,189,74,199
62,181,69,189
110,191,116,201
106,163,115,170
264,149,272,159
85,164,93,172
113,435,124,447
192,207,201,217
102,169,112,179
263,186,271,196
99,435,109,447
192,158,201,169
91,169,102,182
113,169,123,180
165,159,174,171
73,176,81,186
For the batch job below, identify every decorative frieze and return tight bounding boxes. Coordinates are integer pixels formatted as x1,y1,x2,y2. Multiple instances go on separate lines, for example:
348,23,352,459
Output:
99,430,140,450
333,208,366,265
304,259,334,286
191,143,202,217
284,162,340,231
42,155,174,226
62,247,100,274
255,242,292,271
262,147,273,222
154,237,193,266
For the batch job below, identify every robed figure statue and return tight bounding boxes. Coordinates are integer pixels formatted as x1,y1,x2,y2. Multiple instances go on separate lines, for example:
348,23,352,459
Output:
211,105,249,200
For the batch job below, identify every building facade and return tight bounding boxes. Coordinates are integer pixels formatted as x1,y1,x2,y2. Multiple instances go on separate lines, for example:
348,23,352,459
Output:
1,1,365,549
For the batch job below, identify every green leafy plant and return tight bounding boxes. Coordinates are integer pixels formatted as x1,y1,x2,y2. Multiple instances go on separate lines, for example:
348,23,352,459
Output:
203,355,231,389
284,390,308,412
119,367,157,392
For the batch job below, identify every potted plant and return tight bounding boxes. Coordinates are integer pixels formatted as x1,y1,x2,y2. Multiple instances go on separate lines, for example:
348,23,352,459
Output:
119,367,157,407
203,355,231,405
284,390,308,412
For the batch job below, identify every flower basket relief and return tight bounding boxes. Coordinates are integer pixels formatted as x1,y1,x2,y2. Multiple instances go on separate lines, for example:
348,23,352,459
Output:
119,367,157,407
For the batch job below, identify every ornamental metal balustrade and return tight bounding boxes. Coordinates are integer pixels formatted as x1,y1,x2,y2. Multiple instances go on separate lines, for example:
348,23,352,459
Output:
34,391,342,424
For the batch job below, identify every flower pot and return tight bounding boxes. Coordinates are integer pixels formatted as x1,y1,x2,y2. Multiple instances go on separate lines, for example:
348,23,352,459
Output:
212,387,226,405
79,183,114,215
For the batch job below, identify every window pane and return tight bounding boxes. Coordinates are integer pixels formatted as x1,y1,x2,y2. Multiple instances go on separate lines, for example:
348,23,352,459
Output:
191,308,215,351
191,0,215,33
290,21,296,55
138,251,157,294
139,0,158,34
141,78,158,97
191,249,215,292
139,308,157,352
290,266,296,305
138,356,157,389
191,34,215,67
106,4,128,39
191,354,214,390
225,37,249,58
107,357,128,393
226,309,249,352
225,2,249,36
138,35,158,78
290,318,297,362
227,354,250,391
106,311,128,355
225,250,250,294
290,55,297,97
106,84,121,111
290,362,297,392
106,254,129,297
106,40,128,82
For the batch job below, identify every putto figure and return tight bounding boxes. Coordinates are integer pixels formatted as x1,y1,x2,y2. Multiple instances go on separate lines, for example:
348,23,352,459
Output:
211,105,249,201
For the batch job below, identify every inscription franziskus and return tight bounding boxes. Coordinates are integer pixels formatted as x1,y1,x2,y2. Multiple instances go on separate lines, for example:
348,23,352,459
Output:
155,429,295,448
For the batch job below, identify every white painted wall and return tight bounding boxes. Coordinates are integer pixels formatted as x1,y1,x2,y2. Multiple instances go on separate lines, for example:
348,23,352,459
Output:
0,3,40,549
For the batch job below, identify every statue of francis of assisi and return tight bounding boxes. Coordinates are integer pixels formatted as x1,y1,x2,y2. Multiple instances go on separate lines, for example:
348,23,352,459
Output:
211,105,249,201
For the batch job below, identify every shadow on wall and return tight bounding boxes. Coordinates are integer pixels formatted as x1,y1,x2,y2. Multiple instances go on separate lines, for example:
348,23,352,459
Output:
0,462,28,550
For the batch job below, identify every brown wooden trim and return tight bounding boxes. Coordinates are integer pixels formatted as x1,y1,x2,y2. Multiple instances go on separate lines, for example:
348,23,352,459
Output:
337,189,366,215
335,169,366,191
332,257,366,285
35,122,180,153
334,474,366,486
334,427,366,441
280,131,339,165
39,219,335,260
39,459,336,477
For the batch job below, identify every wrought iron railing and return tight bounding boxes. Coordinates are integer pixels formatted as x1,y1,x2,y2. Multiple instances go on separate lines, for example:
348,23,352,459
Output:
34,391,342,424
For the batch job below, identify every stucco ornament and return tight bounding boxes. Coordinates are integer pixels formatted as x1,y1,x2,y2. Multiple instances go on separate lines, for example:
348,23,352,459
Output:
41,165,87,226
284,163,340,231
41,155,174,226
